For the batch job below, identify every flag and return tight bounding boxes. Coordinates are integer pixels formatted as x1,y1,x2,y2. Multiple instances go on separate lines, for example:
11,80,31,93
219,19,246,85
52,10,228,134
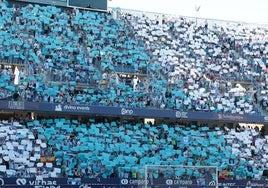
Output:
14,66,20,85
195,5,201,12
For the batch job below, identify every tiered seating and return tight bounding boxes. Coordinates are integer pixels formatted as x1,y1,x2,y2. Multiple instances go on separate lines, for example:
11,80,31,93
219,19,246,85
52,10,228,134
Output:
121,12,268,114
0,118,267,180
0,1,149,103
1,1,268,114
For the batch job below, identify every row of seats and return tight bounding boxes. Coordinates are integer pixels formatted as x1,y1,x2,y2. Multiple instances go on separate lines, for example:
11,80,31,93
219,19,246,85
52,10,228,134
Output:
0,118,267,180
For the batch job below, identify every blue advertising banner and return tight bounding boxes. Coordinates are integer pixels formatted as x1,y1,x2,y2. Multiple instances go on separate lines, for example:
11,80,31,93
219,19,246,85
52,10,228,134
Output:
0,177,67,187
0,100,265,123
0,178,268,188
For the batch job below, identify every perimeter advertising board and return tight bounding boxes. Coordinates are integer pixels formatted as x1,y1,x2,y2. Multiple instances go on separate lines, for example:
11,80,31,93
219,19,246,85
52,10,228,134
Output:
0,178,267,188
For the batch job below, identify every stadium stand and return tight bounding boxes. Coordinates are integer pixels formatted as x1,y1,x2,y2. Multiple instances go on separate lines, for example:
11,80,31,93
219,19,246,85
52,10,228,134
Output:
0,118,267,180
0,1,267,114
119,11,268,114
0,0,268,187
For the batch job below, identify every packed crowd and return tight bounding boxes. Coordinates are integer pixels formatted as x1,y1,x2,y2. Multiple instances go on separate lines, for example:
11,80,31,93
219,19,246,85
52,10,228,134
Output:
0,1,268,114
119,11,268,113
0,118,267,180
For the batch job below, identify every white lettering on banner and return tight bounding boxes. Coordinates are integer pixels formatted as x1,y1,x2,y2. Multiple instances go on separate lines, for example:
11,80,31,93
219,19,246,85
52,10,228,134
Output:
16,179,59,187
64,105,90,111
175,111,188,118
219,182,236,186
8,101,25,110
63,105,77,110
129,179,149,185
249,182,265,187
29,180,57,185
55,104,90,112
173,180,193,185
0,178,4,186
217,114,244,121
121,108,134,115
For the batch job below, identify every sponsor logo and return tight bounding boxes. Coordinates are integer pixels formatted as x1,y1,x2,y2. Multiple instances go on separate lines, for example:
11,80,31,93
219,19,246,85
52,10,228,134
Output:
55,104,62,111
217,114,244,121
120,179,149,185
121,179,128,185
55,104,90,112
209,181,216,186
246,181,251,188
121,108,134,115
166,179,193,186
247,181,265,187
218,114,223,119
219,182,236,186
166,179,173,185
8,101,25,110
0,178,4,186
16,179,60,187
173,180,193,185
16,178,27,185
175,111,188,118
